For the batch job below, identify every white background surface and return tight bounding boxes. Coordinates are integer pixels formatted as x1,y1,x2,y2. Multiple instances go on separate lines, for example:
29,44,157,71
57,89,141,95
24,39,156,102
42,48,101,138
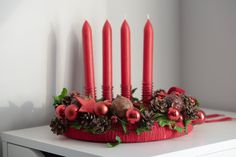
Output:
0,0,236,155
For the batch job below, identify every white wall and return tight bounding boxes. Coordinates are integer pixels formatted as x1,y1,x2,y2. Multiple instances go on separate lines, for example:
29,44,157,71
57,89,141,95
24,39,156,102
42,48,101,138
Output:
0,0,180,154
180,0,236,111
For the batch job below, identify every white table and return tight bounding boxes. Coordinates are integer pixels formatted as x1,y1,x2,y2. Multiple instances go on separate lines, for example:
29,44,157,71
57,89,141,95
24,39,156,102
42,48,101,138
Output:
2,108,236,157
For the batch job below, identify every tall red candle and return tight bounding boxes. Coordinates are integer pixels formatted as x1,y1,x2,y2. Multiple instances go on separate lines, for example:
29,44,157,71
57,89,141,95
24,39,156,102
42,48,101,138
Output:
82,21,96,99
102,20,113,100
121,20,131,99
142,19,154,103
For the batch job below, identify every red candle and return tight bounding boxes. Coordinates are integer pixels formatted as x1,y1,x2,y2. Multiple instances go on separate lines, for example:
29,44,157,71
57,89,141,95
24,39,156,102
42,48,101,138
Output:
102,20,113,100
82,21,96,99
142,19,154,103
121,20,131,99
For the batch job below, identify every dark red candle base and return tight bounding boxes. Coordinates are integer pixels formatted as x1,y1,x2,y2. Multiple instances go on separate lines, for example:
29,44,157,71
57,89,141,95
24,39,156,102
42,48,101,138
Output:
64,122,193,143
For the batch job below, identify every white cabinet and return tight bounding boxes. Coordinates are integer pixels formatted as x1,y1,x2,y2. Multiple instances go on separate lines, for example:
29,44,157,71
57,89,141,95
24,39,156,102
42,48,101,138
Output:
2,108,236,157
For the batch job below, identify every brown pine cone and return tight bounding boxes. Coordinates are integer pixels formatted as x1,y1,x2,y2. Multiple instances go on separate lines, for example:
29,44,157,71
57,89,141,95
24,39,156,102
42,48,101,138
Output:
50,118,67,135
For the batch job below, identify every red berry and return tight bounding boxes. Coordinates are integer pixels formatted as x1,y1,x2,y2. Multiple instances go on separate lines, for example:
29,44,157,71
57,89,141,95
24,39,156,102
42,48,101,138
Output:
126,108,141,124
168,107,180,121
65,104,79,121
111,116,118,124
55,105,66,119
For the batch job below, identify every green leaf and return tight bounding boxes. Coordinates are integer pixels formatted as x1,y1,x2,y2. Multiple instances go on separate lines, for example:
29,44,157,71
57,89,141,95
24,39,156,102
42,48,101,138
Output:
132,97,140,103
184,120,192,133
119,120,127,134
52,88,68,106
61,88,68,97
72,123,82,130
136,127,150,135
131,88,138,94
174,126,183,133
107,135,122,148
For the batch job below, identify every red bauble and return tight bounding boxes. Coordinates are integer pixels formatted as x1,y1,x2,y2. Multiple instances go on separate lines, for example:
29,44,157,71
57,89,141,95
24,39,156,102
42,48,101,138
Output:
167,86,185,95
65,104,79,121
192,110,206,124
55,104,66,119
178,115,183,122
94,102,108,116
126,108,141,124
168,107,180,121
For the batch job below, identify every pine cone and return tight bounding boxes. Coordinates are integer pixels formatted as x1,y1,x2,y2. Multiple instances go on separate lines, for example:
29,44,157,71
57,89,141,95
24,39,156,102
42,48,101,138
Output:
181,95,199,120
79,112,96,128
150,98,169,113
50,118,67,135
138,110,156,129
165,93,184,112
79,113,111,134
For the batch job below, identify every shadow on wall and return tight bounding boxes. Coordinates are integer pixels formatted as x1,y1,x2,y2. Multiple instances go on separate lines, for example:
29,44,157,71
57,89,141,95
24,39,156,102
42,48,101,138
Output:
66,28,84,92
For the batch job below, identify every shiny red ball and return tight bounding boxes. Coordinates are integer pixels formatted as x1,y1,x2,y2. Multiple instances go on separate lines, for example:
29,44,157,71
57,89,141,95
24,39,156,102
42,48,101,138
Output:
55,105,66,119
65,104,79,121
94,102,108,116
192,110,206,124
126,108,141,124
178,115,183,122
168,107,180,121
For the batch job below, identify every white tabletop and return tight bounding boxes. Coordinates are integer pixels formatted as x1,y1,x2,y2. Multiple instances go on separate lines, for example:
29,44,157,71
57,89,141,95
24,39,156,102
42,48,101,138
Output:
2,108,236,157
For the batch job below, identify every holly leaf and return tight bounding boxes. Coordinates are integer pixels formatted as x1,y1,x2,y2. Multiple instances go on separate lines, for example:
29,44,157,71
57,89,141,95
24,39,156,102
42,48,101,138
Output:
72,122,82,130
184,120,192,133
132,88,138,94
119,120,127,134
174,126,183,133
107,136,122,148
136,127,150,135
53,88,68,106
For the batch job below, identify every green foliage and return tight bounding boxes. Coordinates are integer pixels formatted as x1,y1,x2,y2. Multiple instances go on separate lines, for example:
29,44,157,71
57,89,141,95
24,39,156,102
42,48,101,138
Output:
157,116,183,133
107,136,122,148
119,119,127,134
72,122,82,130
136,127,151,135
53,88,68,106
184,120,192,133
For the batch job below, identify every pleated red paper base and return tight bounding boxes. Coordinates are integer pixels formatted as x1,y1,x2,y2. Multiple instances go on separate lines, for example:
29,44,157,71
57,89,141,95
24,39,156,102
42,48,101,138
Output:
64,122,193,143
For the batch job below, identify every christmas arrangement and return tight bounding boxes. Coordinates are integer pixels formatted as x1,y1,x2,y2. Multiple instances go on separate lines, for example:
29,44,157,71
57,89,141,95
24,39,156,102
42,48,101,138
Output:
50,19,208,146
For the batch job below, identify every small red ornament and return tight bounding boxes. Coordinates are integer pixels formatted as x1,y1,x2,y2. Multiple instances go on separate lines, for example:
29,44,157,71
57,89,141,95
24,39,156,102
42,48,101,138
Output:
168,107,180,121
55,104,66,119
74,96,96,113
94,102,109,116
65,104,79,121
111,115,118,124
189,97,196,104
192,110,206,124
167,86,185,95
178,115,183,122
126,108,141,124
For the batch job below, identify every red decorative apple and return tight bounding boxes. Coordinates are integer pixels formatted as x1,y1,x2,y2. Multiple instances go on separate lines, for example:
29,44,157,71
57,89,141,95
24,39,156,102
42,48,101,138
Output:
55,104,66,119
167,86,185,95
65,104,79,121
94,102,108,116
192,110,206,124
126,108,141,124
168,107,180,121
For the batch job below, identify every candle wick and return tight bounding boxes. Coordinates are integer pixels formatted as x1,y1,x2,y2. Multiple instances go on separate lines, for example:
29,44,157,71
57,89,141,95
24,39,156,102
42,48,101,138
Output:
124,14,127,20
147,14,150,20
